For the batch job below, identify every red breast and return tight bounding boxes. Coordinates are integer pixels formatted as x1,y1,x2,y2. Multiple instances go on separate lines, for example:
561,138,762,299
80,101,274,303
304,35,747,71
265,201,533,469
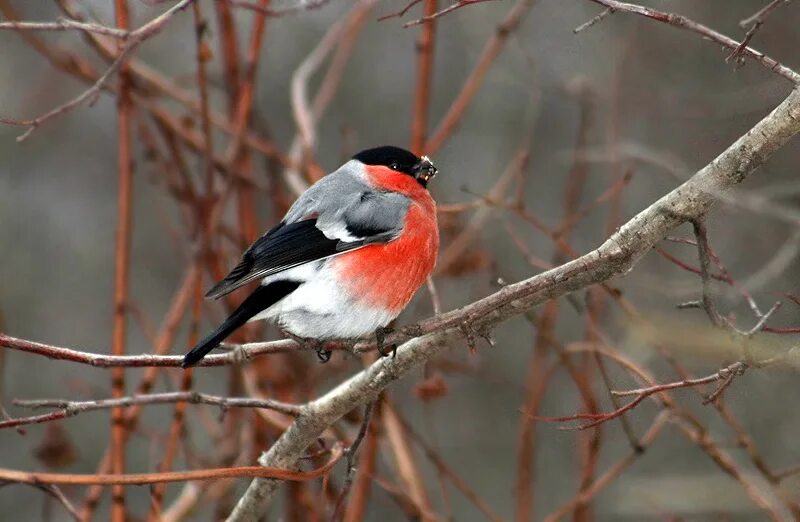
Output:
332,165,439,312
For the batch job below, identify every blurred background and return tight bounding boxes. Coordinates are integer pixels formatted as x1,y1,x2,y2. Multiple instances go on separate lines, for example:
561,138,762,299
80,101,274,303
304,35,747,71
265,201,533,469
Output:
1,0,799,520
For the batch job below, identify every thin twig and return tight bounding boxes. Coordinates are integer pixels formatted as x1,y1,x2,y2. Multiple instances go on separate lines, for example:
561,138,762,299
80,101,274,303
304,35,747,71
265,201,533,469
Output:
0,482,81,521
0,17,128,36
692,221,724,328
573,7,613,33
0,444,342,485
1,391,300,430
584,0,800,84
330,401,375,521
0,0,195,141
403,0,499,27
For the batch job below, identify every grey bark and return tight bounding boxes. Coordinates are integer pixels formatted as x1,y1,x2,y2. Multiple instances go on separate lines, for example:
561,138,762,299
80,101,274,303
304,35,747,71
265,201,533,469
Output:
227,87,800,521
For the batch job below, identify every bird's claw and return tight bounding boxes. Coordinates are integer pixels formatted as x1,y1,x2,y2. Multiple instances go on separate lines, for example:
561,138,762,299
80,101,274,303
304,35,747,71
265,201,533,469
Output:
375,327,397,359
316,347,333,363
283,330,333,364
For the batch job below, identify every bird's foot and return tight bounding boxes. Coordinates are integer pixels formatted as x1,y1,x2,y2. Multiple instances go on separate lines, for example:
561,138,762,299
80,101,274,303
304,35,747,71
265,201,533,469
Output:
283,331,332,364
316,346,333,363
375,326,397,359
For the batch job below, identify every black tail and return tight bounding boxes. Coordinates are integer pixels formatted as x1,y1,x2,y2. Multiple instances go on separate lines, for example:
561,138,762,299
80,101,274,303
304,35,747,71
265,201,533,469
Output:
182,280,300,368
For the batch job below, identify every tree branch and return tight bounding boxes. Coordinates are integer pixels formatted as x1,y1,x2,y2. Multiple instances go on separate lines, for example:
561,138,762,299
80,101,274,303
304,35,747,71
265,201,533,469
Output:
227,87,800,521
0,443,342,485
0,391,300,430
581,0,800,84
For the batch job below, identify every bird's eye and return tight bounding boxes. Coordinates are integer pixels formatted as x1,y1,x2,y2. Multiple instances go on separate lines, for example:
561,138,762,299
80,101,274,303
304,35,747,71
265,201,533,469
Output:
389,162,400,170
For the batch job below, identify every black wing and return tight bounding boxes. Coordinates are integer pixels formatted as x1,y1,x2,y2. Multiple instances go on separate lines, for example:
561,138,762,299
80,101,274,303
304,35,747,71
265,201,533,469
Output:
205,218,384,299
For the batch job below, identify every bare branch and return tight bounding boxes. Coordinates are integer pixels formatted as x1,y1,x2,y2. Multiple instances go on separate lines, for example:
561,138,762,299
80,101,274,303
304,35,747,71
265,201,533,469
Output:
0,18,128,37
402,0,499,28
0,391,300,430
582,0,800,84
0,0,195,141
0,443,342,485
227,87,800,521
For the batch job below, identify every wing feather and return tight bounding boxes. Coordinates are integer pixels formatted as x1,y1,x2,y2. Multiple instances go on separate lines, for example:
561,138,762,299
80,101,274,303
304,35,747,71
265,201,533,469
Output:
205,170,412,300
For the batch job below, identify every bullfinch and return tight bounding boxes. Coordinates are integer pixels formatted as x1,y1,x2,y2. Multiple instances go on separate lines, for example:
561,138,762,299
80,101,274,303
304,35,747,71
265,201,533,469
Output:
182,146,439,368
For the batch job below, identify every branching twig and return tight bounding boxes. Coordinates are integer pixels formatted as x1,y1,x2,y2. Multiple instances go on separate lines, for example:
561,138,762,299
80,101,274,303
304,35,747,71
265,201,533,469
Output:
726,0,794,64
228,87,800,521
0,0,195,141
0,392,300,430
583,0,800,84
402,0,499,27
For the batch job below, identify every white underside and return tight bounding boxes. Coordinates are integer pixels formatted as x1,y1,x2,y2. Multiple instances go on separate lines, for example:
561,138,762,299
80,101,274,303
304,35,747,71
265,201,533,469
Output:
250,261,399,339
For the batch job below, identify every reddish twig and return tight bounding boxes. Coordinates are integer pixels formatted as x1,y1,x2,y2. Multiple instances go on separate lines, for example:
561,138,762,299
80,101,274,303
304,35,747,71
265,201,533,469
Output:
110,1,133,518
148,265,200,519
0,0,196,141
425,0,539,154
533,361,752,430
79,263,199,520
0,443,342,486
410,0,437,154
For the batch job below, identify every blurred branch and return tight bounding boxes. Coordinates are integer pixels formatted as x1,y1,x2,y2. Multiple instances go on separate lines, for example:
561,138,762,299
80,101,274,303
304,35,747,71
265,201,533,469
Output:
110,1,134,519
284,0,376,195
402,0,498,28
425,0,539,154
0,443,342,485
410,0,437,154
219,0,333,17
741,0,793,28
330,401,375,520
0,0,195,141
542,411,670,522
0,391,299,430
0,18,128,36
580,0,800,84
227,88,800,521
0,482,81,522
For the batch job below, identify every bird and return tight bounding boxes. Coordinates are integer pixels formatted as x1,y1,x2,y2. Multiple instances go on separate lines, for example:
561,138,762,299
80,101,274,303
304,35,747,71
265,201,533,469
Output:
182,145,439,368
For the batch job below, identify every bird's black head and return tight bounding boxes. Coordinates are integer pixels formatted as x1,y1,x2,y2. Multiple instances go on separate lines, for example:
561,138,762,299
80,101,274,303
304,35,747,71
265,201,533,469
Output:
352,146,438,188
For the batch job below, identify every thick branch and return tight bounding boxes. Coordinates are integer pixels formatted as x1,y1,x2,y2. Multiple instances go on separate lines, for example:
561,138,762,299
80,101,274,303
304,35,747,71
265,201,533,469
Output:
227,87,800,521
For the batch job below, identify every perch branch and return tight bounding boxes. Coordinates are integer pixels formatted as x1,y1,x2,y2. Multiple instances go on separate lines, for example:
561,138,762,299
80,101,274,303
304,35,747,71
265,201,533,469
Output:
227,87,800,521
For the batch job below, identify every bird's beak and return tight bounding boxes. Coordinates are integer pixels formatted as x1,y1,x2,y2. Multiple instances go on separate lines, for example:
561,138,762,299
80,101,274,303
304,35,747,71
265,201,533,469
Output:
413,156,437,187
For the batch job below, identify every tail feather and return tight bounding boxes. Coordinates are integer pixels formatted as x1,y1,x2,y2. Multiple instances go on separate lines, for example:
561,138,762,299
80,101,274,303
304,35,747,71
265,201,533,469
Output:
182,280,300,368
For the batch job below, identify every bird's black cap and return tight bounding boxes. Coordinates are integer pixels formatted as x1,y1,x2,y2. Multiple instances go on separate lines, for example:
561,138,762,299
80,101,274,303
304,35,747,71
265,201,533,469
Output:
352,146,437,187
